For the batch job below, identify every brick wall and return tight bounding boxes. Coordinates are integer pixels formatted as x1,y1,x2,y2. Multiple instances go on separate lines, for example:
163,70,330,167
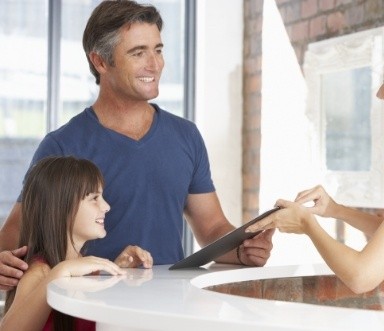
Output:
242,0,384,220
206,274,384,310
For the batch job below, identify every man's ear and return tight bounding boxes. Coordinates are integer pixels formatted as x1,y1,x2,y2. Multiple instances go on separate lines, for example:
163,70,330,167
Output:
89,52,108,74
377,83,384,100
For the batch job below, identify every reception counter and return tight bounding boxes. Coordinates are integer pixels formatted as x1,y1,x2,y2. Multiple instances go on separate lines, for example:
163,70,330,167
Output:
47,263,384,331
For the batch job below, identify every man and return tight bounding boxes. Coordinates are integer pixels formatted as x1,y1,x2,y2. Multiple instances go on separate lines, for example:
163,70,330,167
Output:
0,0,274,290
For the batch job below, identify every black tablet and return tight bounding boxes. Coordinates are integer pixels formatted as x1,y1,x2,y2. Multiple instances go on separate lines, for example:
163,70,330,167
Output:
169,207,279,270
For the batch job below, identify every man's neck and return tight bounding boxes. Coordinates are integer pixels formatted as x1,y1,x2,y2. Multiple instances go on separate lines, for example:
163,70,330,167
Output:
92,99,155,140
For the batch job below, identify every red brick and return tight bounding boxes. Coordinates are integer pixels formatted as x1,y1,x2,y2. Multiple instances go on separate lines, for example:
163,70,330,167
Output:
243,191,260,209
326,11,346,33
301,0,318,18
309,15,327,39
316,276,337,301
275,0,291,4
365,304,384,311
335,278,361,300
244,74,262,94
243,57,262,76
243,109,261,131
319,0,336,11
345,5,364,26
245,17,263,36
335,0,353,5
249,0,264,15
289,21,309,43
279,1,302,23
243,173,260,190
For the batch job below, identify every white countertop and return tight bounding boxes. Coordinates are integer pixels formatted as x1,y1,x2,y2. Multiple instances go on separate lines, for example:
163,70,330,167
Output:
47,263,384,331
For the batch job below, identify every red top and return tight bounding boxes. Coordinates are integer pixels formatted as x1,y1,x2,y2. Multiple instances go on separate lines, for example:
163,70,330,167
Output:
30,256,95,331
42,313,95,331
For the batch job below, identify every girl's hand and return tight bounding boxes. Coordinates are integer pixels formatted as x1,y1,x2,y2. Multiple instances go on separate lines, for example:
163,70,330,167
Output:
114,246,153,269
52,256,126,278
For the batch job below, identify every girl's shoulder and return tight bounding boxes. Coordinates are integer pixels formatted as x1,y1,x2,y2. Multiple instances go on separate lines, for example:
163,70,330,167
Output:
22,257,52,281
14,259,52,300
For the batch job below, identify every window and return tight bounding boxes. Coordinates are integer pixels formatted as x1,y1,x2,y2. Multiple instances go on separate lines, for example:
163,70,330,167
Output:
0,0,188,223
304,27,384,208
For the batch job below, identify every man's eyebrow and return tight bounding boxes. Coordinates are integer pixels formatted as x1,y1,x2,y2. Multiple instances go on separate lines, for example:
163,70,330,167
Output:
127,43,164,54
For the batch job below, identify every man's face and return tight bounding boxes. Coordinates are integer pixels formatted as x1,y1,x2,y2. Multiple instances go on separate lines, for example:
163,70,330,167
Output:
104,22,164,102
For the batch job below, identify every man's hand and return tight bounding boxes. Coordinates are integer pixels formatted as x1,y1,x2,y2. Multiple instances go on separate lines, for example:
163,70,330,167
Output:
114,245,153,269
239,229,275,267
0,246,28,290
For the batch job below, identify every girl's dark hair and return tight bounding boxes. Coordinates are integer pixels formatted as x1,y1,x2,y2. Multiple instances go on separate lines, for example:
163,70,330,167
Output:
83,0,163,85
5,156,104,331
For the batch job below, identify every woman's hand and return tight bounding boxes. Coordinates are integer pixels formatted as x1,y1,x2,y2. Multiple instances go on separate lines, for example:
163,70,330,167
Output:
294,185,338,218
245,200,316,235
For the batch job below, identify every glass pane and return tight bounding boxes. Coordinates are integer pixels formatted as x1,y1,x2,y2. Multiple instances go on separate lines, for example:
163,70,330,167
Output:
0,0,48,222
60,0,101,126
0,0,185,224
322,67,371,171
147,0,185,117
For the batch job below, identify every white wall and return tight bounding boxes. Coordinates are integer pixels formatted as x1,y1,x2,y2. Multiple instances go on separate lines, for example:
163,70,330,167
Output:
195,0,243,227
259,0,324,266
194,0,351,267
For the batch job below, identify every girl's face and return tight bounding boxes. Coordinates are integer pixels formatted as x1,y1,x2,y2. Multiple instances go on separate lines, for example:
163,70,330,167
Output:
71,185,110,248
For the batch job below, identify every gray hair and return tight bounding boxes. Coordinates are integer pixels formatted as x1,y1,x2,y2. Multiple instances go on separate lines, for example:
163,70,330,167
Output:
83,0,163,85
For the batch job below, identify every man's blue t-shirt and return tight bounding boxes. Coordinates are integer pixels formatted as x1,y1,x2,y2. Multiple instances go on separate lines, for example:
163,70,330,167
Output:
20,105,215,264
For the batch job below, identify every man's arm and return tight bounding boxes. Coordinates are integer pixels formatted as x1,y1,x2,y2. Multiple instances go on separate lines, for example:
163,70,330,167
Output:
0,203,28,290
0,203,22,251
184,192,273,266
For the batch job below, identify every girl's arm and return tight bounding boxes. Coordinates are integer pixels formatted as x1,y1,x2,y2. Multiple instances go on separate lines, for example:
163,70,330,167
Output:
0,257,125,331
0,262,54,331
114,245,153,268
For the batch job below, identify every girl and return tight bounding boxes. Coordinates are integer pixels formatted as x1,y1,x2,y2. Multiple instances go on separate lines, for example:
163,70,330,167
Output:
0,156,152,331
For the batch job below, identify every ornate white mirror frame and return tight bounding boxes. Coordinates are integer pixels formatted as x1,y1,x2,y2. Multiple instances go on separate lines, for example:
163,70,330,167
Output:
304,27,384,208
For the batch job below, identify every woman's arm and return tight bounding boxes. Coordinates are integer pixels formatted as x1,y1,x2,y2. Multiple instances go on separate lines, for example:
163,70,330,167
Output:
246,200,384,294
295,185,382,236
304,214,384,294
328,204,382,237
